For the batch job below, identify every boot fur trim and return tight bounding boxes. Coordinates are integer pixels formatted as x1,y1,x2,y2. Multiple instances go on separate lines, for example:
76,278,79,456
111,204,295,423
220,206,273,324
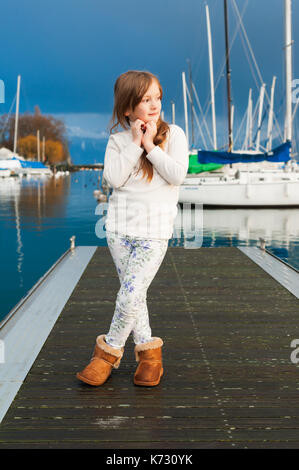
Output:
96,335,124,369
134,337,163,362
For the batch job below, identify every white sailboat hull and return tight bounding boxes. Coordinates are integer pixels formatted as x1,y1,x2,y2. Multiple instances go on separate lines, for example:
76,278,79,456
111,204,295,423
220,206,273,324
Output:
179,174,299,206
0,169,12,177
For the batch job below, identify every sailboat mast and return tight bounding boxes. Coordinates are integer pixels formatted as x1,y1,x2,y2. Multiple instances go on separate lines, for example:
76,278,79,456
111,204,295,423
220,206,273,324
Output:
182,71,189,149
187,59,195,147
13,75,21,155
224,0,233,152
285,0,293,144
267,76,277,151
37,130,40,162
205,3,217,150
256,83,266,152
171,101,175,124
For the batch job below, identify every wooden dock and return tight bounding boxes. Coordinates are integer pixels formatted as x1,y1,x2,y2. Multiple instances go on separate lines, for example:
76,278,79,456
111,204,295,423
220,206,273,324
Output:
0,246,299,449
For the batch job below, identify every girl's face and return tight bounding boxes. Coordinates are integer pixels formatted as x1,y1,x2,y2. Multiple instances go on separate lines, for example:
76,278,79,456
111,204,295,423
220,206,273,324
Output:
125,80,162,124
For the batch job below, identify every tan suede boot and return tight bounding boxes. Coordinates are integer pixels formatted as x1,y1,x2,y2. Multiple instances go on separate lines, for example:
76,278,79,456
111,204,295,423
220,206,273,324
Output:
76,335,124,386
134,337,164,386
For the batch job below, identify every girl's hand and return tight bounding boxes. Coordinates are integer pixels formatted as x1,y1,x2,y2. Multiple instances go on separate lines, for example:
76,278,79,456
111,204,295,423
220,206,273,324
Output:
141,120,157,152
142,120,157,143
131,119,146,147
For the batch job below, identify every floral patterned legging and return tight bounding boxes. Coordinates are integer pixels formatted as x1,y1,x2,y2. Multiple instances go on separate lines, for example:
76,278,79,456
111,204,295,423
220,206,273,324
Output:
105,230,169,349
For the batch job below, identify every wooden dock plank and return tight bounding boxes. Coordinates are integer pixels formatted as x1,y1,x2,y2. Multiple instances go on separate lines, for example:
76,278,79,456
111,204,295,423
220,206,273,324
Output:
0,246,299,449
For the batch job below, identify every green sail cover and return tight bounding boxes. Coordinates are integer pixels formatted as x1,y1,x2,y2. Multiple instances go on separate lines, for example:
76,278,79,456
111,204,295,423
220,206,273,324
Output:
188,153,223,174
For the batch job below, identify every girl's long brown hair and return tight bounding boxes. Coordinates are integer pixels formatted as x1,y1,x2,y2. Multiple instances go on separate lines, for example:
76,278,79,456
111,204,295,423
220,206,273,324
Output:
109,70,170,183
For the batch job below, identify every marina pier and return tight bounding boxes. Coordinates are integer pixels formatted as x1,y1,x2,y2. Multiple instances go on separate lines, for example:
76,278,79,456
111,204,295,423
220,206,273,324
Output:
0,243,298,448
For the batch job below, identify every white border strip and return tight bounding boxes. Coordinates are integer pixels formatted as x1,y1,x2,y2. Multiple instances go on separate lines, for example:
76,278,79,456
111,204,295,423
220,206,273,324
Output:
0,246,97,423
238,246,299,299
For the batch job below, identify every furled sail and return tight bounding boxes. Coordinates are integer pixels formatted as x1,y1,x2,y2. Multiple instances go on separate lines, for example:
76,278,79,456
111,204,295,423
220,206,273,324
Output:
197,141,291,165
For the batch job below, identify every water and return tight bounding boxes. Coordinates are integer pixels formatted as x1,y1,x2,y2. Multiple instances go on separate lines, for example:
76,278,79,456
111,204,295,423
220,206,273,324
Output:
0,148,299,323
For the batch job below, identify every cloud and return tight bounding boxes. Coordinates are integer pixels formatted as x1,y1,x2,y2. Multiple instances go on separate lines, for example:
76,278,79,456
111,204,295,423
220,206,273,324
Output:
52,112,111,139
65,125,109,139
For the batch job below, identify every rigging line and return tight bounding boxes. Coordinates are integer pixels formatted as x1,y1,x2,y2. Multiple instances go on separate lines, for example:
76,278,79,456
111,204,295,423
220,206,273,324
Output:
276,94,285,114
258,143,267,152
20,77,32,112
202,0,248,121
202,0,249,120
232,3,283,145
252,105,270,148
231,3,281,148
192,1,207,83
0,94,17,141
231,0,283,142
292,116,298,156
172,1,205,125
232,42,260,148
236,16,260,92
292,99,299,122
192,82,214,148
251,92,262,130
236,91,259,149
173,1,206,127
235,106,249,149
186,82,207,148
231,0,265,88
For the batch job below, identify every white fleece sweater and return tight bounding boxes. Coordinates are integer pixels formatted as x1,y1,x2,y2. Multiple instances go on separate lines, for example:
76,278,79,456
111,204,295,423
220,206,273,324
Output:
103,123,189,239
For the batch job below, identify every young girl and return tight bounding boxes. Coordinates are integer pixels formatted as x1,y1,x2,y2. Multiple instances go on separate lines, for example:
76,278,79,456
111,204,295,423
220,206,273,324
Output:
77,70,189,387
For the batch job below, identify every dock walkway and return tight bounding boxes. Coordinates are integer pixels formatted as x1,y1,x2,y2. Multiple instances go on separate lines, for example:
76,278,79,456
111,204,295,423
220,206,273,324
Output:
0,246,299,448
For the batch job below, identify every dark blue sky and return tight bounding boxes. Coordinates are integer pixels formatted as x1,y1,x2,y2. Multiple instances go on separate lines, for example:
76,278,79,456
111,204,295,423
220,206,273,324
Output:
0,0,298,146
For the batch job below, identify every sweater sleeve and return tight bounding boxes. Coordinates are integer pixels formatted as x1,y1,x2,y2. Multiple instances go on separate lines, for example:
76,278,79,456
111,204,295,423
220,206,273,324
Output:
103,134,144,189
145,125,189,185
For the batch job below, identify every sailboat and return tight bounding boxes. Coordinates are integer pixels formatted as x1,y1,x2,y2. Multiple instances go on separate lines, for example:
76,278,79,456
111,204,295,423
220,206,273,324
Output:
179,0,299,207
0,75,53,177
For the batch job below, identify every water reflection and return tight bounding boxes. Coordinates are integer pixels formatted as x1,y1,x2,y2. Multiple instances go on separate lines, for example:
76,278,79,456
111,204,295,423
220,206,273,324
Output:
204,207,299,247
0,171,298,322
14,187,24,282
1,174,71,280
95,198,299,268
1,173,299,253
170,205,299,251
